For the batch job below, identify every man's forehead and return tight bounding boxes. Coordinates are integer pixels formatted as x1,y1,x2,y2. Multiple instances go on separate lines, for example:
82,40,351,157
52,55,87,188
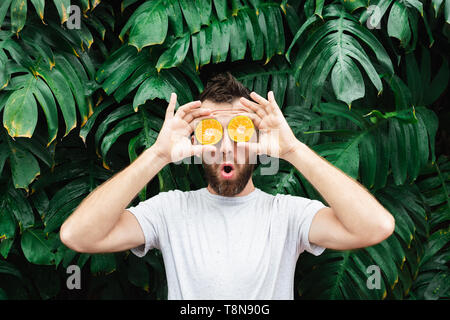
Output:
201,98,253,115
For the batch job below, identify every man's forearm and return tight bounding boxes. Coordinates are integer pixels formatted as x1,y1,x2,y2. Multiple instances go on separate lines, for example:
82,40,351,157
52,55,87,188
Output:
60,145,167,244
284,141,395,237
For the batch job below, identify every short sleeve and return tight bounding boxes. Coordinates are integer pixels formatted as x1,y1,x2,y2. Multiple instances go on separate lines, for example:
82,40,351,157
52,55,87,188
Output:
277,194,327,256
126,193,167,257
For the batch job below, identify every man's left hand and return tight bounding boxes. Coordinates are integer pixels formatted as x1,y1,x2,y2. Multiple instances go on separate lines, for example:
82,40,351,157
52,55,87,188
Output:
239,91,300,160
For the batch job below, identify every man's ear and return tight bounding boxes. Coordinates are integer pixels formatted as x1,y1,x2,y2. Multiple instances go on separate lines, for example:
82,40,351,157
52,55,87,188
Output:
191,134,195,144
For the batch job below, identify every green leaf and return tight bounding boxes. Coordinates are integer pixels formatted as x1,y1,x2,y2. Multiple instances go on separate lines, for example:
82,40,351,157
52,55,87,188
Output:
156,32,190,71
100,114,142,159
388,1,411,47
242,9,264,61
36,66,77,137
0,53,9,89
128,0,168,51
3,76,38,138
52,0,70,24
291,5,392,107
333,139,360,179
33,78,58,146
6,186,35,230
21,229,56,265
166,0,184,37
0,0,13,28
8,142,40,191
424,272,450,300
133,75,173,112
192,27,212,70
30,189,49,220
31,0,45,21
15,137,53,168
79,98,115,144
341,0,368,12
90,253,116,274
113,63,154,100
416,107,438,164
44,179,90,233
211,15,231,64
101,53,149,95
96,45,139,83
213,0,228,21
0,202,16,241
258,6,275,64
421,227,450,266
389,118,408,185
331,55,365,107
359,133,376,188
54,54,91,126
230,15,247,62
179,0,202,34
94,104,135,149
11,0,27,34
198,0,212,26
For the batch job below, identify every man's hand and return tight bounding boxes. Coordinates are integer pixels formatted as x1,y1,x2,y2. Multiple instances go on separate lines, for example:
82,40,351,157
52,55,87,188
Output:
239,91,300,160
152,93,216,164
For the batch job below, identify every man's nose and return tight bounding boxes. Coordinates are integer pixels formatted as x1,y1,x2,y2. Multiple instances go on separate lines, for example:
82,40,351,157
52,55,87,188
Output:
220,129,233,160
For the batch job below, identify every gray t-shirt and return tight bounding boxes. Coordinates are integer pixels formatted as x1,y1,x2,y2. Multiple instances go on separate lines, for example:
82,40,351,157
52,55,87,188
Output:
126,187,326,300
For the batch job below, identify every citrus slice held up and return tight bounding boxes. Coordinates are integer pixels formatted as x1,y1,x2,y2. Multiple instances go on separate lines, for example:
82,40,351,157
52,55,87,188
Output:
227,115,255,142
194,118,223,145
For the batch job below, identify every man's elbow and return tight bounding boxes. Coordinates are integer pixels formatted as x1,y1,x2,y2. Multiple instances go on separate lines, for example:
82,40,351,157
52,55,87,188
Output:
368,213,396,245
59,223,86,253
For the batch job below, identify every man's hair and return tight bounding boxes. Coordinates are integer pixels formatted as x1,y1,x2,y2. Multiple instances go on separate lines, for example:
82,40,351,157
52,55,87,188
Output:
198,72,251,103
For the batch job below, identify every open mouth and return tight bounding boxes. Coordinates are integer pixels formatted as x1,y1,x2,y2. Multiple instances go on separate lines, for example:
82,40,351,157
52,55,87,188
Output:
220,163,235,179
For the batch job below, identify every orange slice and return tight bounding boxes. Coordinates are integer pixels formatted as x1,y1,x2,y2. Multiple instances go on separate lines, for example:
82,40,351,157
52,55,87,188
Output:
194,118,223,145
227,115,255,142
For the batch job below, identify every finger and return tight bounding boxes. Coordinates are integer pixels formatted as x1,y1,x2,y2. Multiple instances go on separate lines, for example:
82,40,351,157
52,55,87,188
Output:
165,92,177,119
175,100,202,119
187,115,214,134
183,108,212,124
239,97,267,118
250,91,272,114
237,112,262,128
267,91,281,113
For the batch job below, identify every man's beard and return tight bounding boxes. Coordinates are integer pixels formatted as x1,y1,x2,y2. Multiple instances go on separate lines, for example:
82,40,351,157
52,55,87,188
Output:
203,163,255,196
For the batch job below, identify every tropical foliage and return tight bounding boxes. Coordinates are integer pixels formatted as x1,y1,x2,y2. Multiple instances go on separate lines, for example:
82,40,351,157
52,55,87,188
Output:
0,0,449,299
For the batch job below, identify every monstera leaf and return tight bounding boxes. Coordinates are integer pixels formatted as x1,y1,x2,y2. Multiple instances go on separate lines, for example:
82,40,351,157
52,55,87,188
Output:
119,0,286,67
286,4,394,108
358,0,434,50
0,131,54,190
0,0,448,301
0,0,71,34
0,23,95,145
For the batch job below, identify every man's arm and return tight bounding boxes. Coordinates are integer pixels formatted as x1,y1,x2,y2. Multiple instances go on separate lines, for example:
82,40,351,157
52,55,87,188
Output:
60,93,215,253
239,91,395,251
284,141,395,250
59,146,166,253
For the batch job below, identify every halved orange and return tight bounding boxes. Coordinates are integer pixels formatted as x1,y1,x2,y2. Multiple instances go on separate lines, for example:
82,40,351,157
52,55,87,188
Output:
194,118,223,145
227,115,255,142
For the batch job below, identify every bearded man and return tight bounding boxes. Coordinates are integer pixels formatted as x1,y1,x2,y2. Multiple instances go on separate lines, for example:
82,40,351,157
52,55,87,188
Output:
60,72,395,300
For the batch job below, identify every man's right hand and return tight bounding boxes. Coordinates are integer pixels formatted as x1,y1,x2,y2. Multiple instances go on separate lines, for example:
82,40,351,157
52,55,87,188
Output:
152,93,216,164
